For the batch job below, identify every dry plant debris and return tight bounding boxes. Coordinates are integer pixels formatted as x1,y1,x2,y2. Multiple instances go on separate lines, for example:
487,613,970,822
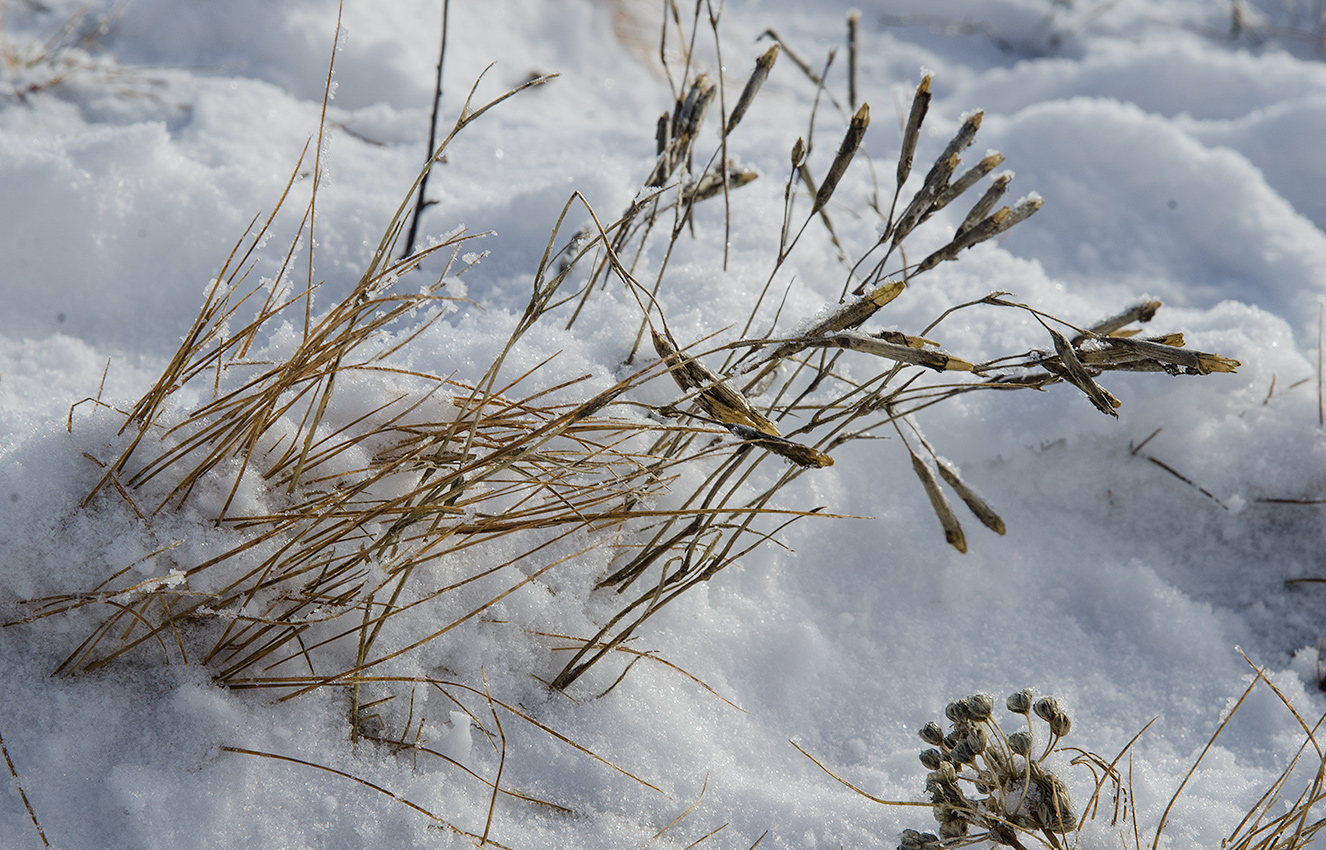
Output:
7,0,1242,772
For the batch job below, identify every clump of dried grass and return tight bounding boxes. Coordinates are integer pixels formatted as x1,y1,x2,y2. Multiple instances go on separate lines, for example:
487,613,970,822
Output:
1,2,1252,841
0,0,125,101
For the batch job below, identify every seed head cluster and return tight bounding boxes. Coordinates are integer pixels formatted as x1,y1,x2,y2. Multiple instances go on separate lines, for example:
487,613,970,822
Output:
900,690,1077,849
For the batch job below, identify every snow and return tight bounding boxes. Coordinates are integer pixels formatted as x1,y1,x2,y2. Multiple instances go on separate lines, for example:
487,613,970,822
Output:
3,1,1326,848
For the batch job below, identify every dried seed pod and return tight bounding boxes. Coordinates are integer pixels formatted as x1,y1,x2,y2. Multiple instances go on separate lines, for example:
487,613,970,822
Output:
652,328,782,437
919,721,945,747
989,194,1043,237
727,44,780,135
891,152,959,245
814,103,870,212
1007,730,1033,756
683,164,760,204
956,172,1011,240
654,111,671,157
1078,299,1163,343
938,818,969,839
812,332,975,372
1048,326,1121,417
933,151,1005,211
964,726,987,755
911,451,967,553
746,280,908,374
727,424,835,469
1007,689,1033,714
919,748,944,770
1035,774,1077,833
946,700,970,723
1095,336,1239,374
1048,710,1072,738
1033,696,1060,724
949,740,975,765
898,829,942,850
936,461,1006,536
791,136,807,168
677,73,717,142
893,108,983,241
897,74,931,188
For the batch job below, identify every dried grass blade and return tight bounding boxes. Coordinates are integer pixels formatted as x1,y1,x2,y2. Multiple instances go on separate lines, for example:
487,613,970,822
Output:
220,746,478,841
1,729,50,847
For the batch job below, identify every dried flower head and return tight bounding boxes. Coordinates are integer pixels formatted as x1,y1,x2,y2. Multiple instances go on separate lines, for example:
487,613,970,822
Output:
900,689,1079,849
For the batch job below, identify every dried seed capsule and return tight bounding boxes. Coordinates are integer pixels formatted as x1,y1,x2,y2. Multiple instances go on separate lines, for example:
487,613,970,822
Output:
943,731,962,751
791,136,807,169
897,75,931,188
946,700,970,723
964,727,987,755
1035,774,1077,833
814,103,870,212
956,172,1011,240
898,830,942,850
726,44,779,135
919,748,944,770
1034,696,1060,724
1007,689,1033,714
933,151,1005,211
938,818,969,839
964,694,993,721
949,740,974,765
1048,710,1072,738
919,721,945,747
1007,730,1033,756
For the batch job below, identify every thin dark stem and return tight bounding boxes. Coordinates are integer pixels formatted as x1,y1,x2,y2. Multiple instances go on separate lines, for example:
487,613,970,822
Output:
402,0,451,259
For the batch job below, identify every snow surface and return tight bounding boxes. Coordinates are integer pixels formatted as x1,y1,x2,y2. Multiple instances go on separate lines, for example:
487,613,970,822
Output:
2,1,1326,848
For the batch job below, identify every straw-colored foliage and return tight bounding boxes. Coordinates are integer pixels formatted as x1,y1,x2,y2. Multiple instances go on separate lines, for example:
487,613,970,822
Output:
3,2,1279,845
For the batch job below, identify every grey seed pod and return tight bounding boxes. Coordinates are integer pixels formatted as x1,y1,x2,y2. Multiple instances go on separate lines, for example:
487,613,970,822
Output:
943,731,962,751
1048,710,1072,738
1007,689,1033,714
964,727,987,755
939,818,969,839
919,721,945,747
1034,696,1060,724
964,694,993,721
1007,730,1033,756
919,748,944,770
898,829,936,850
1035,775,1077,833
949,740,974,765
946,700,970,723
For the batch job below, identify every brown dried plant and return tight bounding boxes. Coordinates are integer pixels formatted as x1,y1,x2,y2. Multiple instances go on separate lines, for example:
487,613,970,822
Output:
11,2,1241,726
